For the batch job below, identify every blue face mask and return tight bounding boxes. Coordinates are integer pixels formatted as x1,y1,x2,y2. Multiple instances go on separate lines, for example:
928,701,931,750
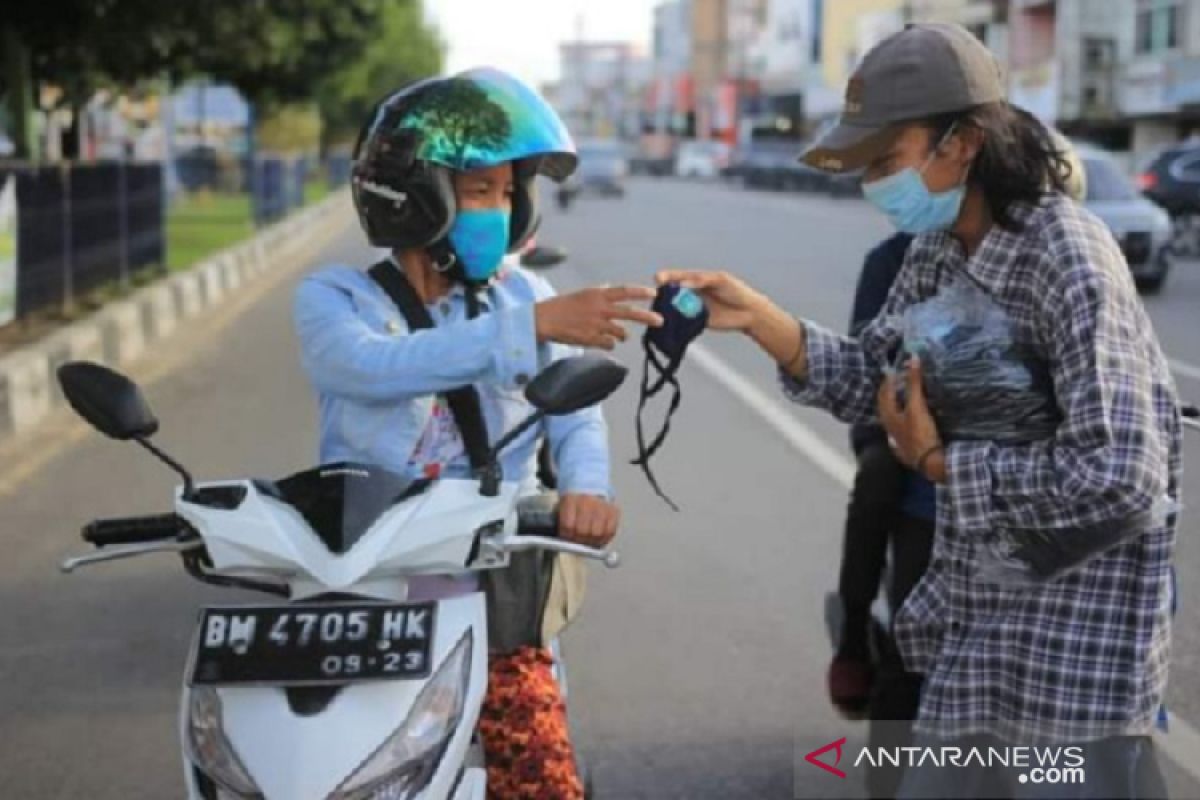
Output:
862,127,966,234
447,208,511,282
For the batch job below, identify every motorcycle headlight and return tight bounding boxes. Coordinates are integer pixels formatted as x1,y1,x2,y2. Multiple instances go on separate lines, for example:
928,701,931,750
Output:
331,630,474,800
186,686,263,798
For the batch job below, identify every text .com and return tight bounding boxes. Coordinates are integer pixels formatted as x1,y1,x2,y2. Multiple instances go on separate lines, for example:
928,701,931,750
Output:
805,739,1087,784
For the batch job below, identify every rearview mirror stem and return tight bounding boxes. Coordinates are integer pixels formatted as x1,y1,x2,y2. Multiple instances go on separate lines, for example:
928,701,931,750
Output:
479,410,545,497
135,437,198,500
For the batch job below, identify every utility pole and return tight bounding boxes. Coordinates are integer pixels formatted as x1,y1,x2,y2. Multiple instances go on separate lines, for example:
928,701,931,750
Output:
3,25,40,161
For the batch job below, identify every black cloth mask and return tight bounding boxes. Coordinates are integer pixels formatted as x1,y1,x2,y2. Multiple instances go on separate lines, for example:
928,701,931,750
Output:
632,282,709,510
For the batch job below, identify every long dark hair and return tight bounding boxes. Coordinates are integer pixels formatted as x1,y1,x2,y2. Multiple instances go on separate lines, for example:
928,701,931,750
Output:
921,103,1073,230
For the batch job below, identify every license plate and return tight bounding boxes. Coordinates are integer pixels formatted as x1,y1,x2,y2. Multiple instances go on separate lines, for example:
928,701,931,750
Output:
188,602,436,686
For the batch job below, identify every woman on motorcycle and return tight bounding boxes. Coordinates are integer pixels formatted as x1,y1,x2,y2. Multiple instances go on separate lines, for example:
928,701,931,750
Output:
661,23,1180,799
293,69,660,799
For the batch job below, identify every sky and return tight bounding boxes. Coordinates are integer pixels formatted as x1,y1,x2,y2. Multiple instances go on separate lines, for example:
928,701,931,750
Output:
426,0,658,87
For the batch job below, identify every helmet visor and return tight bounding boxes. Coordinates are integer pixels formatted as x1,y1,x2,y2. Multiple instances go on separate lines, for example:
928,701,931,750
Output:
377,68,578,182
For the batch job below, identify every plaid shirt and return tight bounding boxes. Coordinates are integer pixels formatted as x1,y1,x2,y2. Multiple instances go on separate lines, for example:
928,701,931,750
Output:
784,195,1182,743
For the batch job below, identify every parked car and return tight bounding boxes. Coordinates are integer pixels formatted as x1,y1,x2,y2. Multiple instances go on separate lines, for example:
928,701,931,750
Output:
560,139,627,200
827,171,861,198
1136,139,1200,256
1136,139,1200,216
736,141,798,190
675,139,731,179
1078,143,1173,293
632,132,676,176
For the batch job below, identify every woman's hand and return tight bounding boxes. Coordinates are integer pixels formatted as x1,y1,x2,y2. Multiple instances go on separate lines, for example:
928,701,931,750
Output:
654,269,768,331
558,494,620,548
877,358,947,483
656,269,809,378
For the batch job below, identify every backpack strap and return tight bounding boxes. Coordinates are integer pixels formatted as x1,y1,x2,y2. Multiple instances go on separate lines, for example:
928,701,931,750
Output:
367,261,491,472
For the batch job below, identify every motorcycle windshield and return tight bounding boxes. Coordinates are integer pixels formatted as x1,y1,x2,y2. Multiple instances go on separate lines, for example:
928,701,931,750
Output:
267,463,432,555
371,67,578,182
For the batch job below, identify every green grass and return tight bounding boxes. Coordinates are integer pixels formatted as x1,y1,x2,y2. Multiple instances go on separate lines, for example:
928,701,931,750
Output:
0,182,337,352
166,192,255,272
304,179,330,206
166,184,332,272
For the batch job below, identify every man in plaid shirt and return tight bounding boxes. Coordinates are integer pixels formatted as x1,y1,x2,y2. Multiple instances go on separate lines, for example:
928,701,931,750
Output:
660,23,1180,799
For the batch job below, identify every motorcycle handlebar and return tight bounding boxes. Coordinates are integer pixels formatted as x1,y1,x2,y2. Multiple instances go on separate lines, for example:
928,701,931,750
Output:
515,494,559,538
510,493,621,568
82,513,186,547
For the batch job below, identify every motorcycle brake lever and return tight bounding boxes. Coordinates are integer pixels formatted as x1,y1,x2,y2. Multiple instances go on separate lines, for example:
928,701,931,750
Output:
500,533,622,569
60,537,203,574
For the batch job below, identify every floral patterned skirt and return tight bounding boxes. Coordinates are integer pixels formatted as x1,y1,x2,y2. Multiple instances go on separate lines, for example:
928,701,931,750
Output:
477,646,584,799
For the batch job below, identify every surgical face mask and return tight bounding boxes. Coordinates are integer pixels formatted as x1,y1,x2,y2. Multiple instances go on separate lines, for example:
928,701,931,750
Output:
448,208,511,282
862,125,967,234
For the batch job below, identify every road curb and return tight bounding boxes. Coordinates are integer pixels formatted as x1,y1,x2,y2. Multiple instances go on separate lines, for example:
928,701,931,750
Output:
0,190,353,445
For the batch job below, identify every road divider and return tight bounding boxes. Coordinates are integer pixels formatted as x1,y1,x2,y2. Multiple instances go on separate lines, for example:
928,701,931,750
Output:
0,191,353,444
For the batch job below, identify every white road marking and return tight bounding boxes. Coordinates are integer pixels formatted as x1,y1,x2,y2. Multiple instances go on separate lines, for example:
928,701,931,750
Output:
1171,357,1200,384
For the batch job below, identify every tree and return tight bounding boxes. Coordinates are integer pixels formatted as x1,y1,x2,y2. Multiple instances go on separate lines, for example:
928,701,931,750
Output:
256,103,323,154
1,0,399,157
3,1,199,156
315,0,443,147
184,0,390,109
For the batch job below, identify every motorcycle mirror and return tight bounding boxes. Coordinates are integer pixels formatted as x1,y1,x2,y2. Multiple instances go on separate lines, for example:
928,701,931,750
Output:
57,361,159,441
525,354,628,416
520,245,568,269
479,356,628,496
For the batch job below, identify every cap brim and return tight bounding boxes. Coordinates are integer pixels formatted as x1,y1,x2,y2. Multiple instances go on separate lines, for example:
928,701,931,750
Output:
800,121,901,173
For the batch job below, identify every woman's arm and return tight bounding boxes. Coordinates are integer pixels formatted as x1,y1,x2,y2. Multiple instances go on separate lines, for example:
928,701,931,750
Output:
294,276,541,402
656,264,916,425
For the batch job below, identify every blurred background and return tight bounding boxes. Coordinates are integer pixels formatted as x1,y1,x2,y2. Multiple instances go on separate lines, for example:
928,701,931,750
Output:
6,0,1199,332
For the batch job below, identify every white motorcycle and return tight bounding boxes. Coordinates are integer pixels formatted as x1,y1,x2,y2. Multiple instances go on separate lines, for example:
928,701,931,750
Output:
57,355,626,800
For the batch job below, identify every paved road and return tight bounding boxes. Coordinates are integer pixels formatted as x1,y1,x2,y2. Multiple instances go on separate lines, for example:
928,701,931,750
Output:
0,179,1198,798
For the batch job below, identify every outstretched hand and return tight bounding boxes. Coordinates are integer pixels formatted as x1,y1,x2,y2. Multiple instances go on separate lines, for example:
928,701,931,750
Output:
535,286,663,350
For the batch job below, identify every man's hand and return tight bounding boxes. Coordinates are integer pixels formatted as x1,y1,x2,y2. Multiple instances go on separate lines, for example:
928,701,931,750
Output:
558,494,620,548
535,286,663,350
877,358,947,483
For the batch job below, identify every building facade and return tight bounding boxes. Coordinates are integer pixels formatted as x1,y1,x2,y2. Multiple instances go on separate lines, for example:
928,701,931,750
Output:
558,41,651,140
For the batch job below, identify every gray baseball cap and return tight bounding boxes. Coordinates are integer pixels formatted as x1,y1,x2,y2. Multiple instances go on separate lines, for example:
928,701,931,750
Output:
801,23,1006,173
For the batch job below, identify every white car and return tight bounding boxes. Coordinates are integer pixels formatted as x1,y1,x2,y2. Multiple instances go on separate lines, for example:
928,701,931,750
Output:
1077,143,1174,293
675,140,731,179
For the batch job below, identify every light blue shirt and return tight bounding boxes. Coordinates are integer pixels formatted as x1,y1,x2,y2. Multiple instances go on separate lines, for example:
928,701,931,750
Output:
292,260,611,498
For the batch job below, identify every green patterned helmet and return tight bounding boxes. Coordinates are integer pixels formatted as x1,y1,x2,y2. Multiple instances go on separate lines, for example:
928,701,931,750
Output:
352,68,578,255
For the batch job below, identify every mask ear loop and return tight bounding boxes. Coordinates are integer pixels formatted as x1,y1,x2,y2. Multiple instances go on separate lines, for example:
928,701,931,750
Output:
918,121,960,176
632,338,683,511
